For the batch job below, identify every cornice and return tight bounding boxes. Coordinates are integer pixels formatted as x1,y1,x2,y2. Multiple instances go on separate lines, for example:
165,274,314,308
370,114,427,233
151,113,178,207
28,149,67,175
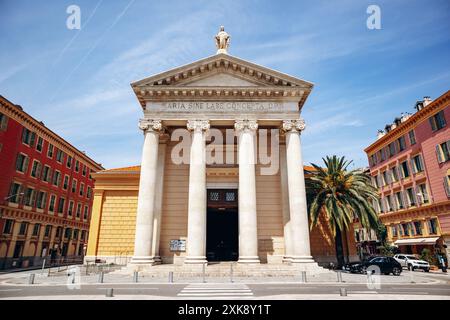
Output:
365,90,450,155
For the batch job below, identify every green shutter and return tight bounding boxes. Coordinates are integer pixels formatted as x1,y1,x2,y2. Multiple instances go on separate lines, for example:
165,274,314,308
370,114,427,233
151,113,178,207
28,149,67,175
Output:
444,177,450,198
436,145,443,163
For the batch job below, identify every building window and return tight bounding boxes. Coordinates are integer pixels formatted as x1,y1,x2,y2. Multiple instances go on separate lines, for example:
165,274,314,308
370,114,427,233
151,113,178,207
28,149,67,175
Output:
0,113,8,131
32,224,40,237
21,128,35,146
68,201,74,216
47,144,54,158
391,166,399,182
44,225,51,237
444,175,450,198
64,228,72,240
76,203,82,218
19,222,28,235
379,148,386,162
79,183,84,197
15,153,29,173
52,170,61,187
48,195,56,212
57,198,65,214
397,136,406,152
81,230,86,241
395,192,404,209
386,195,393,212
417,184,429,204
8,182,22,203
56,149,64,163
73,229,79,240
391,226,398,237
41,165,51,182
30,160,42,178
63,175,69,190
382,171,390,185
414,221,423,235
427,218,438,235
75,160,80,172
411,154,424,173
82,165,87,176
397,225,403,237
370,154,377,166
429,110,446,132
409,130,416,145
406,188,416,206
72,180,77,193
388,142,396,157
36,191,47,209
23,187,36,207
400,161,410,178
87,186,92,199
66,155,72,168
83,206,89,220
55,227,62,238
3,219,13,234
402,223,410,236
35,136,44,152
436,140,450,163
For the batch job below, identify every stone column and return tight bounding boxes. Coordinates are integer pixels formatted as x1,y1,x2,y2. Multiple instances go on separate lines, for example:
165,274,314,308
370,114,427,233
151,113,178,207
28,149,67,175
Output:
184,120,210,264
151,133,168,264
130,119,162,265
280,143,293,262
282,119,314,264
235,120,260,264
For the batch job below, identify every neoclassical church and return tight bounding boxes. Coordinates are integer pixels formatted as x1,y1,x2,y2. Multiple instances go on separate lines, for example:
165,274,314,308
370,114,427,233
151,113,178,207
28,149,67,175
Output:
86,28,357,272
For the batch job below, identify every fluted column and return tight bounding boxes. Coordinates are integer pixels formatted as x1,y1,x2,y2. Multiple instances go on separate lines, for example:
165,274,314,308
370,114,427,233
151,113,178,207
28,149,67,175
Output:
151,133,169,264
235,119,260,264
282,119,314,264
184,120,210,264
130,119,162,265
280,143,293,262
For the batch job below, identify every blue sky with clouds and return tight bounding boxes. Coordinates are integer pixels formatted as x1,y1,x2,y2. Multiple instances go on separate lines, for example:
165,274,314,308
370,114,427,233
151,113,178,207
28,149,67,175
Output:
1,0,449,169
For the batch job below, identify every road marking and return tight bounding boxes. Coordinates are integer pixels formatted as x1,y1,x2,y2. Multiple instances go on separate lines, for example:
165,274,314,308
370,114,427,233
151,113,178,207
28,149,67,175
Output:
95,287,159,290
0,289,22,292
178,283,254,299
348,291,379,294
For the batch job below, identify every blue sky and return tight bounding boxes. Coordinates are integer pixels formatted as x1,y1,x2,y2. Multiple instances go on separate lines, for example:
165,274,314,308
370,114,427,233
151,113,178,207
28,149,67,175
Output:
1,0,449,169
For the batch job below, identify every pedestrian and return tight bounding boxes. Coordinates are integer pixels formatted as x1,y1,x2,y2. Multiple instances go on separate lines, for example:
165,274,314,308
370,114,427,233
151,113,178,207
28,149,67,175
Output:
438,254,447,273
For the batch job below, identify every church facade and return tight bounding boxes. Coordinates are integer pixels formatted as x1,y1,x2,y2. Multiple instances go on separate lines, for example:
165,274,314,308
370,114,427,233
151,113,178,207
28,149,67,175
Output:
86,29,357,270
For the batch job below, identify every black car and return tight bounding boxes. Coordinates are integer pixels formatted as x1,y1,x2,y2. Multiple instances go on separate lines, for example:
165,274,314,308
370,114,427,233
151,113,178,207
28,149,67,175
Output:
344,256,402,276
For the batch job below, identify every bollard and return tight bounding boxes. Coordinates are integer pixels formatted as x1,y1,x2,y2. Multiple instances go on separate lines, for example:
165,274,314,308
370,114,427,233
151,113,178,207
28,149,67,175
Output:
133,271,139,283
300,271,307,283
340,288,347,297
169,271,173,283
337,271,343,283
366,270,373,285
28,273,35,285
230,263,234,283
41,259,46,273
106,288,114,297
98,271,104,283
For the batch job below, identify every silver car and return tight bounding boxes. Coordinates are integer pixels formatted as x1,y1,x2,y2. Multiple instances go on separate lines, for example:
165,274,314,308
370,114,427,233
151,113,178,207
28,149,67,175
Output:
393,254,430,272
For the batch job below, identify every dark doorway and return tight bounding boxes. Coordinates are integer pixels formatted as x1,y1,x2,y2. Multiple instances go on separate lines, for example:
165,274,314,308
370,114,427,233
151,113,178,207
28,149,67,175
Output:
206,189,238,262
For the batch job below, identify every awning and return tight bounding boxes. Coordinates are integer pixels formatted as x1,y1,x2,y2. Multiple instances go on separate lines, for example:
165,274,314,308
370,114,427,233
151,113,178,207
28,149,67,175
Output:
394,237,440,246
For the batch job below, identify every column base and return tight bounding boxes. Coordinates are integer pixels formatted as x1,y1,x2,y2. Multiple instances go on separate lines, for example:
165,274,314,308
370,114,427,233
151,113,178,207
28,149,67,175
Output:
129,256,158,265
282,256,293,263
290,255,315,264
184,256,208,264
238,256,260,264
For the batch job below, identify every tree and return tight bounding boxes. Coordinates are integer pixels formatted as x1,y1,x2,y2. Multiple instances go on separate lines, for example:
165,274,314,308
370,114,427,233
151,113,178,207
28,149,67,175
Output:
306,155,381,267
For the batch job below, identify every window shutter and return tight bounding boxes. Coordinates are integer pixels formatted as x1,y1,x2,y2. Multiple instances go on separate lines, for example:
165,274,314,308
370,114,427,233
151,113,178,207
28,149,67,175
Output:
399,165,404,179
57,174,62,186
15,154,22,171
418,156,423,171
18,184,25,204
23,156,29,173
410,158,416,174
31,191,37,207
380,198,386,212
444,177,450,198
48,168,52,182
439,111,447,127
416,186,422,204
30,132,36,147
436,145,443,163
21,128,27,142
430,117,437,131
0,116,8,130
36,163,42,178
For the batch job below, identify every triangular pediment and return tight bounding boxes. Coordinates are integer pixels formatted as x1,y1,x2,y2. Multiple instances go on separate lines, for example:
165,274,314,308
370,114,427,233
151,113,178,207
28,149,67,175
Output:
131,53,313,109
131,53,313,89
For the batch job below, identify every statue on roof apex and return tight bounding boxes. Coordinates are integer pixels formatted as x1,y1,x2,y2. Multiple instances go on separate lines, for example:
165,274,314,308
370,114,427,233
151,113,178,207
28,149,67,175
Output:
215,26,230,54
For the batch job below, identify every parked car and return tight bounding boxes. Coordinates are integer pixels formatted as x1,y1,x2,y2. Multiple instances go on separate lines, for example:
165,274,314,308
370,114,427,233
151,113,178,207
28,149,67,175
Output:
393,254,430,272
344,256,402,276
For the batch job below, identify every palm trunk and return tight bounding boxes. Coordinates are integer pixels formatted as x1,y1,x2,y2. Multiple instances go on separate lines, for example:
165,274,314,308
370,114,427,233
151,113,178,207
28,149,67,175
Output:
335,228,345,267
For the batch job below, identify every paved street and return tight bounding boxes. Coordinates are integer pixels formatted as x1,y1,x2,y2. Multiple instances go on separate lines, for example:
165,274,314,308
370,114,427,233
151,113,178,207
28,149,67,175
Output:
0,268,449,300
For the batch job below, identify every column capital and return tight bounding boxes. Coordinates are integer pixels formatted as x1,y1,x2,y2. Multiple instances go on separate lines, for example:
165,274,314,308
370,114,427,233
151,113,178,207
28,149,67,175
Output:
282,119,306,133
235,119,258,132
187,120,210,132
139,119,162,133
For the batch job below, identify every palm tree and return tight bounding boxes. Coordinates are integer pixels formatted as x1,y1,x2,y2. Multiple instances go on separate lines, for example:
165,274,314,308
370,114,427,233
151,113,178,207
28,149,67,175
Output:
306,155,380,267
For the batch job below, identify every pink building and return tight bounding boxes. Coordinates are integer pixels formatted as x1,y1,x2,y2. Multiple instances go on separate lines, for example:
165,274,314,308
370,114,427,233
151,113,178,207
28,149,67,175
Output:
365,90,450,266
